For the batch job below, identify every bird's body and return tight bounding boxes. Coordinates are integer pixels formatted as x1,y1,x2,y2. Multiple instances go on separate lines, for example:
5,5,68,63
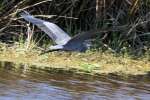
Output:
20,11,92,53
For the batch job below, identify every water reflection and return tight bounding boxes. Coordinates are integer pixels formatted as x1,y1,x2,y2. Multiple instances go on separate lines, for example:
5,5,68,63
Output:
0,61,149,100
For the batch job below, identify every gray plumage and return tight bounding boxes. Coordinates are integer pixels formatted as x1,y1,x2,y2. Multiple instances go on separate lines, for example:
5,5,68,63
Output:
20,11,92,52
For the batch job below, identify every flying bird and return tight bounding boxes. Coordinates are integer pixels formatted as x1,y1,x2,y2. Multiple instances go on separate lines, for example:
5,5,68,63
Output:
20,11,95,53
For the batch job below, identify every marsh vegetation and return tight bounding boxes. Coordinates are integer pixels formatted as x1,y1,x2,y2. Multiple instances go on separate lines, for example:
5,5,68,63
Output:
0,0,150,75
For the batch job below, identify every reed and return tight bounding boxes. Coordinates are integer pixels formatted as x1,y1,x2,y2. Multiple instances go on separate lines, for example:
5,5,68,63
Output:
0,0,149,55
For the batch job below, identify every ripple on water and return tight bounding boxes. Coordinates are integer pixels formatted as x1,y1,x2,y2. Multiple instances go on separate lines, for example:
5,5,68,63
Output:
0,62,149,100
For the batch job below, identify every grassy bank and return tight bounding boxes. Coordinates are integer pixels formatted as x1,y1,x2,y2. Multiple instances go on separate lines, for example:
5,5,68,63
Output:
0,42,149,76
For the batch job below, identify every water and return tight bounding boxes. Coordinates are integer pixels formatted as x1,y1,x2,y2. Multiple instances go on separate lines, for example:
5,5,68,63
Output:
0,62,150,100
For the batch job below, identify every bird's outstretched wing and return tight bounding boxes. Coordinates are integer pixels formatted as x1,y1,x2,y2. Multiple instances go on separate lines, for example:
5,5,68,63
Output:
66,29,98,46
20,11,71,45
68,25,129,44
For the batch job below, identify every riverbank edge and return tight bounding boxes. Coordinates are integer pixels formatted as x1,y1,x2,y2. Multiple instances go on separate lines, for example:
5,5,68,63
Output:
0,43,150,76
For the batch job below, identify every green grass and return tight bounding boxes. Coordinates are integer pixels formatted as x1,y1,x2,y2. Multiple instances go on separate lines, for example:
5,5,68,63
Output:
0,42,149,76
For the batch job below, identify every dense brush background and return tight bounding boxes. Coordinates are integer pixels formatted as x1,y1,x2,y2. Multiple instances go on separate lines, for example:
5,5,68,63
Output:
0,0,150,55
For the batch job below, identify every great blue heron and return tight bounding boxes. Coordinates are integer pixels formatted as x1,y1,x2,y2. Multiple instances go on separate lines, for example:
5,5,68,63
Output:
20,11,94,53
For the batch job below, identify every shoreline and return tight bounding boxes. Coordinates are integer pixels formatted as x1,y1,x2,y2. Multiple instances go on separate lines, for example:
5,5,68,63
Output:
0,44,149,76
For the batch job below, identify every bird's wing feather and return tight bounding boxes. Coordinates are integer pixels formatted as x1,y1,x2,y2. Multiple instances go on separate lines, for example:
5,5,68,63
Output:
69,26,129,44
67,28,113,44
66,30,97,45
20,11,71,45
